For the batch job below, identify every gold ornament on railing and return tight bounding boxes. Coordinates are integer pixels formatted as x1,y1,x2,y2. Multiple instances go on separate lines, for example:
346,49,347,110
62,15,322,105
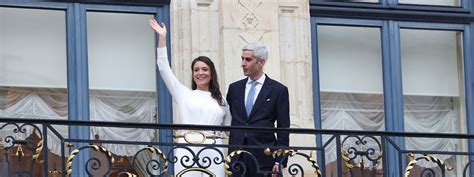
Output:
176,167,216,177
340,147,383,173
65,145,115,177
117,172,138,177
404,152,454,177
32,139,43,161
49,169,62,177
224,150,252,176
145,146,169,175
341,149,354,170
173,130,223,144
264,148,322,177
0,138,4,151
66,143,74,148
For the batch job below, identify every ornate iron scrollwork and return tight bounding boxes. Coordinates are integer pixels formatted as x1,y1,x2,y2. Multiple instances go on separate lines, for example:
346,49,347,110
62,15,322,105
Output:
225,150,255,176
168,144,225,175
341,135,383,176
176,167,216,177
404,153,453,177
117,171,138,177
264,148,322,177
226,148,322,177
462,160,474,177
66,144,115,177
128,146,168,176
0,123,44,177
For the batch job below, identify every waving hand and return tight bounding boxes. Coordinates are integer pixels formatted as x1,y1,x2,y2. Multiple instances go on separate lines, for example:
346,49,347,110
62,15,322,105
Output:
149,19,167,48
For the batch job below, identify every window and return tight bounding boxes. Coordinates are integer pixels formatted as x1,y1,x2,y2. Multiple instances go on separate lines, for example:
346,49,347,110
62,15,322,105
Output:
0,6,68,176
0,2,170,176
314,19,386,175
400,27,467,176
0,6,68,136
311,6,473,175
0,7,68,118
315,0,378,3
86,10,157,155
312,0,463,6
398,0,461,6
318,25,385,131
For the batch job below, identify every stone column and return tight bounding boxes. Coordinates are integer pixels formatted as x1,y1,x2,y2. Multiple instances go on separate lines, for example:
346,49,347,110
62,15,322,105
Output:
277,1,315,175
169,0,222,124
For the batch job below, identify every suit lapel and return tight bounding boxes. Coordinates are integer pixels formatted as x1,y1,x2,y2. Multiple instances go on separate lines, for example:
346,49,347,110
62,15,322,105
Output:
237,79,248,119
249,77,273,119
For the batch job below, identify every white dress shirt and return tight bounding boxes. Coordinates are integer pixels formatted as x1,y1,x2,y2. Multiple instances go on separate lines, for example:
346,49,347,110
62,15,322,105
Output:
244,74,266,105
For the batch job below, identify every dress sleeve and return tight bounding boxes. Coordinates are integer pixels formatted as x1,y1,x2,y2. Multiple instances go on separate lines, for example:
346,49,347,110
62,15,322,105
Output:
156,47,189,102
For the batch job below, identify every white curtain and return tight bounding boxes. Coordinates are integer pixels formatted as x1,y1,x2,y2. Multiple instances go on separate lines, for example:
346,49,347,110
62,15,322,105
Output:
403,96,459,168
321,92,460,168
0,87,68,154
0,87,156,156
89,90,156,156
321,92,384,168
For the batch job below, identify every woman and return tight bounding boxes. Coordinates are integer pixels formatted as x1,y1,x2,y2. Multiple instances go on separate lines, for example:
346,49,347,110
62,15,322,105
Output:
149,19,231,177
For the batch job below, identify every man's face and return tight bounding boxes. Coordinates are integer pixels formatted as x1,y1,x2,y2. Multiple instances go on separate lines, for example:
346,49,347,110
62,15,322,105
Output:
241,50,265,78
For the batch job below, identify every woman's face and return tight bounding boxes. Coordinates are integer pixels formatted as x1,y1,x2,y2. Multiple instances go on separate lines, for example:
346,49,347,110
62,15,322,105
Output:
193,61,212,90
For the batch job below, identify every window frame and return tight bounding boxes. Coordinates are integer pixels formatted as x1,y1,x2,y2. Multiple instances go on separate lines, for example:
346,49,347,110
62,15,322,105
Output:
0,1,172,175
310,0,471,12
311,14,474,177
0,1,171,126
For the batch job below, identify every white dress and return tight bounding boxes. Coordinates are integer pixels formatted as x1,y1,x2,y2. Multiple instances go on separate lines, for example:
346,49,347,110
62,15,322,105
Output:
156,47,231,177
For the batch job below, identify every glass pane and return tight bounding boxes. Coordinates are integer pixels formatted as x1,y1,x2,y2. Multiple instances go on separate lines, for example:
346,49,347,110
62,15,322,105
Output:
314,0,378,3
0,7,67,88
398,0,461,6
86,12,157,156
401,28,466,176
318,25,384,97
0,7,68,176
318,25,384,175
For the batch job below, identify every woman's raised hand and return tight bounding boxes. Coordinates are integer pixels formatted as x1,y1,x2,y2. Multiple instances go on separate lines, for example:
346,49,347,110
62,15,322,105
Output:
149,19,167,37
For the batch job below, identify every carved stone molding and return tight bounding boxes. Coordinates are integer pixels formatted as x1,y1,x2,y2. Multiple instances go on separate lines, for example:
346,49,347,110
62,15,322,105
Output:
280,5,299,14
196,0,214,7
238,0,262,12
242,13,259,29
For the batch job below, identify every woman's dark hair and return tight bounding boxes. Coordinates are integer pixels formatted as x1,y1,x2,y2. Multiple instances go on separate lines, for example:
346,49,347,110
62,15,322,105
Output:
191,56,224,105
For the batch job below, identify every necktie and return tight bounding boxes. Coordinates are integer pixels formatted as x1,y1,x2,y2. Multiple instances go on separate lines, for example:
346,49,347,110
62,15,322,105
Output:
246,81,258,117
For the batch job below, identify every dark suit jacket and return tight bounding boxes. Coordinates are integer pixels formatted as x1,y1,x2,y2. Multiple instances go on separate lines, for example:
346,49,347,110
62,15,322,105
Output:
226,75,290,168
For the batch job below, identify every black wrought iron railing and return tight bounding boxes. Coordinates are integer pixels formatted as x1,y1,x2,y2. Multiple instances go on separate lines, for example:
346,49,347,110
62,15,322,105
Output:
0,117,473,177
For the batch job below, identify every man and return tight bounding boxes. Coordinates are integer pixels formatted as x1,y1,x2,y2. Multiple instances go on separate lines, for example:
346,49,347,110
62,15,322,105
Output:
226,42,290,177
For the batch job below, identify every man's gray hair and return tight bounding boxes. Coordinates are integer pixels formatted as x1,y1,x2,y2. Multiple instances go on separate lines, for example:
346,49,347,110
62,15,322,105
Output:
242,42,268,60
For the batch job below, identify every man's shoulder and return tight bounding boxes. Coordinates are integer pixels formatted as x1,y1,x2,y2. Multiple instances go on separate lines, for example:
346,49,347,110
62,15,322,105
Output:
229,78,247,87
266,77,287,90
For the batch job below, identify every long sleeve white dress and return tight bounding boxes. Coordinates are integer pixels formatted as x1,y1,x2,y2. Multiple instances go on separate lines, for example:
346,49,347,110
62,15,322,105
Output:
156,47,231,177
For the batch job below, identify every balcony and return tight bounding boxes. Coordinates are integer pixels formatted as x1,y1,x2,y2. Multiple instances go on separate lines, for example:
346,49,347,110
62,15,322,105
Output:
0,117,473,177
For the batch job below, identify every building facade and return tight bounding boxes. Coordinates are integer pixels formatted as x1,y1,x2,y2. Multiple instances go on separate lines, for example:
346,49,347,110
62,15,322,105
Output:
1,0,474,176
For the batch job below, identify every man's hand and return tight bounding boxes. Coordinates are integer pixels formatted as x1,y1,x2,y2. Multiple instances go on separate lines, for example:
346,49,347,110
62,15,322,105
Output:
272,162,281,177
